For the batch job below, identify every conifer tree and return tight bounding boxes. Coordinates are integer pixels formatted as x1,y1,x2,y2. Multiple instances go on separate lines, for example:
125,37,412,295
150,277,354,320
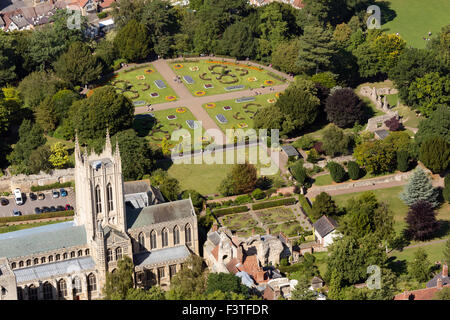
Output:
399,168,440,208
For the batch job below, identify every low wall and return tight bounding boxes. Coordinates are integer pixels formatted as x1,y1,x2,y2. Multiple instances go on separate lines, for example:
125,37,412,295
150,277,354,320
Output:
0,169,75,193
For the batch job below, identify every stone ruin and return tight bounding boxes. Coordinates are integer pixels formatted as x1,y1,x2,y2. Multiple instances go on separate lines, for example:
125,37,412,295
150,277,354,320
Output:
360,86,399,113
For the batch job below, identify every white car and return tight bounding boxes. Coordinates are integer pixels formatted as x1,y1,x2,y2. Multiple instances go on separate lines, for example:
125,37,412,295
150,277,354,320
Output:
13,188,23,205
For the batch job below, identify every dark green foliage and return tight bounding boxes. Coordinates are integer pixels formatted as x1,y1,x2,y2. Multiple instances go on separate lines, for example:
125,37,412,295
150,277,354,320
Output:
298,194,313,217
325,88,365,128
444,174,450,203
103,256,135,300
28,145,53,174
213,206,249,217
396,150,410,172
114,19,151,61
150,169,181,201
181,190,205,214
293,136,316,150
327,161,346,183
444,238,450,264
322,124,351,157
419,136,450,174
252,188,266,200
347,161,361,180
408,248,432,283
251,197,296,210
434,287,450,300
219,163,258,196
291,277,317,300
0,210,73,224
310,192,338,221
217,21,257,59
290,160,308,185
206,273,249,297
30,181,72,192
405,201,439,241
415,106,450,146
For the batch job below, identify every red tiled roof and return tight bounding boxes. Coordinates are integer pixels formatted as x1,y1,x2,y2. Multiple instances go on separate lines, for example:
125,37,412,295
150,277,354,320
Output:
99,0,115,8
394,284,450,300
211,244,219,261
263,286,275,300
225,258,239,274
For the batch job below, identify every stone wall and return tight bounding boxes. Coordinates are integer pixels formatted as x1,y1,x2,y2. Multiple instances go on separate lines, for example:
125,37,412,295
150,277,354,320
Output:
0,169,75,193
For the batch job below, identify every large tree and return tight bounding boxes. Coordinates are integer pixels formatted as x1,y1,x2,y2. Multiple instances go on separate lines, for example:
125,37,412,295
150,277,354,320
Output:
310,192,338,221
408,248,432,282
103,256,135,300
400,168,440,208
206,273,249,297
405,200,440,241
166,255,207,300
114,19,152,62
415,106,450,146
353,139,397,174
322,124,351,157
325,88,365,128
419,136,450,174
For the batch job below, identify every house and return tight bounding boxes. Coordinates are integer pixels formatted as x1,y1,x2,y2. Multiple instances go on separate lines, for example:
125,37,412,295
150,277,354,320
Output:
311,276,324,290
1,10,33,31
313,215,340,248
394,264,449,300
67,0,97,16
281,145,300,160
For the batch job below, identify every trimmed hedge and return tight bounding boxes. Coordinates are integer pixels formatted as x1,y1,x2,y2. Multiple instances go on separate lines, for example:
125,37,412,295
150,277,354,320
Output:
31,181,73,192
298,194,312,216
252,197,296,210
0,210,74,224
213,206,249,217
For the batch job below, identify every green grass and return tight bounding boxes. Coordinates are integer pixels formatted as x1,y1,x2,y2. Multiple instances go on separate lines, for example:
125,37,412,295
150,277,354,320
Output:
379,0,450,48
169,60,283,96
0,219,72,234
159,145,279,195
220,213,259,231
391,104,423,128
388,240,448,264
103,65,178,105
255,207,297,225
313,174,334,186
202,92,279,135
269,221,304,237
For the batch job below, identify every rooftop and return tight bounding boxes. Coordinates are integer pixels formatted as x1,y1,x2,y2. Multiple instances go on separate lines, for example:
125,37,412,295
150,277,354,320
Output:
313,215,339,238
281,145,300,157
133,245,190,267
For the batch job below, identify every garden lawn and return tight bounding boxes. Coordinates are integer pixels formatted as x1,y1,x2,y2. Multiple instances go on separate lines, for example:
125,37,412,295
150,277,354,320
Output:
105,64,178,105
170,60,283,97
202,92,279,136
378,0,450,48
313,174,334,186
255,207,297,225
388,240,448,264
220,213,259,231
269,221,304,237
161,145,279,195
391,104,423,129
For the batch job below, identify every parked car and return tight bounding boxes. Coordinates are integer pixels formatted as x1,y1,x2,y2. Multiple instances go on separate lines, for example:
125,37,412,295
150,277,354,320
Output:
0,198,9,206
38,193,45,200
65,204,73,211
34,207,42,214
52,190,60,198
13,188,23,205
60,189,68,197
29,193,37,201
49,206,57,212
56,205,65,212
41,206,50,213
13,209,21,216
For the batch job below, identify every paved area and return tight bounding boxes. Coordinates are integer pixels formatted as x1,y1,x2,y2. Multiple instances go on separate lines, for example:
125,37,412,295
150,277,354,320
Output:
0,188,76,217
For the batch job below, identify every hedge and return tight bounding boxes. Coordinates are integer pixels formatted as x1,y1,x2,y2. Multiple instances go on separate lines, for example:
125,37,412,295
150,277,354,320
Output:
30,181,73,192
252,197,296,210
0,210,74,224
298,194,312,216
213,206,249,217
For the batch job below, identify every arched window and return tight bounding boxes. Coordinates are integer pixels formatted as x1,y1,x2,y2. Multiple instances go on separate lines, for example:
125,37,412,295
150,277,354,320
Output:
185,224,192,246
11,262,16,269
19,261,24,268
70,251,75,258
77,250,83,257
88,273,97,292
138,232,145,251
63,253,68,260
73,276,82,294
161,228,168,248
115,247,123,260
41,257,46,264
57,279,67,299
107,183,113,211
107,249,113,262
33,258,39,265
150,230,157,249
28,285,38,300
85,249,90,255
43,282,53,300
95,185,102,214
173,226,180,245
56,254,61,261
26,259,31,266
48,255,53,263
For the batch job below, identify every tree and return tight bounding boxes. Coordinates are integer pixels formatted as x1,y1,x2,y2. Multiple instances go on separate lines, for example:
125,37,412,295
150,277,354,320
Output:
311,192,338,221
290,160,308,186
297,25,336,75
347,161,361,180
160,177,181,201
66,86,134,142
415,106,450,146
419,136,450,174
444,174,450,203
322,124,351,157
218,21,257,60
271,39,302,74
220,163,258,196
311,71,337,89
372,202,395,251
325,88,365,128
443,238,450,265
353,140,397,174
291,277,317,300
206,273,249,297
49,142,69,169
166,255,207,300
0,90,20,135
54,41,103,86
384,117,402,131
114,19,151,62
103,256,135,300
408,73,450,117
396,150,410,172
181,190,205,214
408,248,432,282
405,200,439,241
434,287,450,300
124,287,166,300
327,161,346,183
400,168,440,208
28,145,52,174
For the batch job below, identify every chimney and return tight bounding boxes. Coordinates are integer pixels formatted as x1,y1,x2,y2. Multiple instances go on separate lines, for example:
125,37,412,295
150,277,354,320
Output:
443,264,448,278
237,246,244,263
437,278,443,289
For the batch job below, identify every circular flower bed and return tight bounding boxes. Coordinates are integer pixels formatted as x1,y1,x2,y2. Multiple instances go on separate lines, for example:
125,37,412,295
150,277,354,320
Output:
264,80,275,86
190,66,199,71
205,103,216,109
237,122,248,128
195,91,206,96
247,77,257,82
150,92,159,98
136,75,145,80
145,69,154,74
267,98,276,104
165,95,177,101
176,107,187,113
167,115,177,120
173,64,184,69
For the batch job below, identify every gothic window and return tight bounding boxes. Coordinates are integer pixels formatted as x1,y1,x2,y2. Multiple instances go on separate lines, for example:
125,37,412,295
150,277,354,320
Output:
87,274,97,292
169,265,177,278
19,261,24,268
158,267,165,279
56,254,61,261
43,282,53,300
115,247,123,260
48,255,53,263
73,276,82,294
41,257,46,264
57,279,67,298
161,228,168,248
77,250,83,257
107,249,113,262
26,259,31,266
33,258,39,265
150,230,157,249
173,226,180,245
107,183,113,211
28,285,38,300
185,224,192,246
85,249,90,255
138,232,145,252
63,253,68,260
95,185,102,214
70,251,75,258
11,262,16,269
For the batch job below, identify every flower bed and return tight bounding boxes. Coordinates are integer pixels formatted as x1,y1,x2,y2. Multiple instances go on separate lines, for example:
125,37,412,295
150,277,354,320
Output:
195,90,206,96
165,95,177,101
267,98,276,103
264,80,275,86
252,197,296,210
205,103,216,109
136,75,145,80
145,69,154,74
167,115,177,120
176,107,187,113
150,92,159,98
223,106,232,111
189,66,199,71
173,63,184,69
204,83,214,89
237,122,248,128
247,77,257,82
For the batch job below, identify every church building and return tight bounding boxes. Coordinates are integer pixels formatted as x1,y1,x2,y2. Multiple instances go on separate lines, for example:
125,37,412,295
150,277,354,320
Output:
0,132,199,300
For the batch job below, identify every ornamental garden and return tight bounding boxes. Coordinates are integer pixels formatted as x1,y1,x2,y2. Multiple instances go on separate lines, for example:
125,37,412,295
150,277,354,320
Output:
170,59,283,96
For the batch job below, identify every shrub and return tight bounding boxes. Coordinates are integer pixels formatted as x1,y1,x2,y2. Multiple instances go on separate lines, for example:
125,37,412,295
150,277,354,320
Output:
0,210,74,224
444,174,450,203
97,12,107,19
252,197,296,210
290,161,309,185
397,150,410,172
112,58,127,71
294,136,315,150
347,161,361,180
306,149,320,164
385,117,402,131
252,188,266,200
313,141,324,154
213,206,249,217
234,194,253,205
298,194,312,217
31,181,73,192
327,162,347,183
419,136,450,174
